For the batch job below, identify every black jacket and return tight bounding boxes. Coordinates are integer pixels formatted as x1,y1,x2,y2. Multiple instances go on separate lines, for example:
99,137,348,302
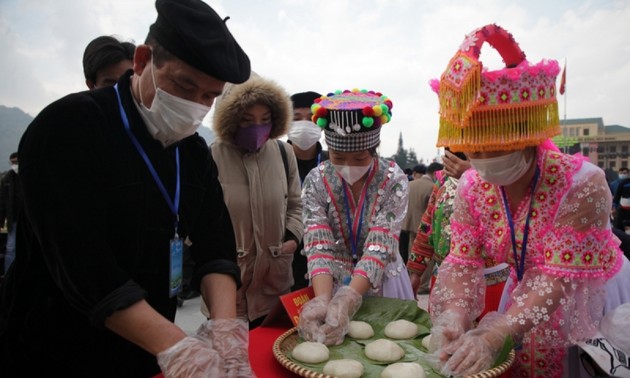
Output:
0,72,240,377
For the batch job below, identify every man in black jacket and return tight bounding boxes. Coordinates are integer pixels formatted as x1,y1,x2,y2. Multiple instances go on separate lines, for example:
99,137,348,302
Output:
0,0,253,376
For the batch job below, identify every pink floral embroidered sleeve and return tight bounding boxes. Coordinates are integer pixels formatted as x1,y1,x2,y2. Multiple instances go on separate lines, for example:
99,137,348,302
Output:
430,149,623,349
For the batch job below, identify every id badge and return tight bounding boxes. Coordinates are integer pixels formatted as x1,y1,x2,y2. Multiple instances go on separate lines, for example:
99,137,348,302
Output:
169,238,184,298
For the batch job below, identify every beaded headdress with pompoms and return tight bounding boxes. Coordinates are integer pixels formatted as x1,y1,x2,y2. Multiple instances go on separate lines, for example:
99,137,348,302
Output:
310,89,393,152
437,24,561,152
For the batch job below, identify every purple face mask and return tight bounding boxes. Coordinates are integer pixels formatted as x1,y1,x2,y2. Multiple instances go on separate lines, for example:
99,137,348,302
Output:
234,123,272,153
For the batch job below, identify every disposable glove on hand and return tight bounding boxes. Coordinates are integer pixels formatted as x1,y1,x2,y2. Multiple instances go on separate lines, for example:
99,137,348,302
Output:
320,286,363,346
423,309,472,372
297,295,330,343
428,309,471,355
157,335,221,378
441,312,512,377
201,318,255,378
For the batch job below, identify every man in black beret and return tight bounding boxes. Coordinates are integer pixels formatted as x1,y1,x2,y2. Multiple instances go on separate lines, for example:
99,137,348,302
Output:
0,0,253,376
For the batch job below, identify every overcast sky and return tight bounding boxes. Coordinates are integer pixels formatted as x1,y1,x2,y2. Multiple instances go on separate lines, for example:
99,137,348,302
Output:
1,0,629,160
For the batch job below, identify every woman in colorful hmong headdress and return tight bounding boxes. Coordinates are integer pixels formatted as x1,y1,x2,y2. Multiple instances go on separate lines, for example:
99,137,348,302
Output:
297,89,415,346
427,24,624,377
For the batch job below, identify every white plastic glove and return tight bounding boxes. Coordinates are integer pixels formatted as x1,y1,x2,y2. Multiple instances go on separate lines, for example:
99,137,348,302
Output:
424,309,472,371
157,335,221,378
441,312,513,377
199,318,255,378
297,295,330,343
319,286,363,346
428,309,471,354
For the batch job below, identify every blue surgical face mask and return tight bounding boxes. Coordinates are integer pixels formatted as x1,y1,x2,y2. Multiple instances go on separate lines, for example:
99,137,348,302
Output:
233,123,272,153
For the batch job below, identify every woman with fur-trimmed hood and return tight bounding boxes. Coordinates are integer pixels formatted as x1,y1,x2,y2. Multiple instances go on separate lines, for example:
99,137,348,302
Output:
207,73,303,329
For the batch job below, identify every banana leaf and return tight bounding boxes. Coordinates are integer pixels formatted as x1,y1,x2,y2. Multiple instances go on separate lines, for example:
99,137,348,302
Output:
287,296,513,377
288,296,442,377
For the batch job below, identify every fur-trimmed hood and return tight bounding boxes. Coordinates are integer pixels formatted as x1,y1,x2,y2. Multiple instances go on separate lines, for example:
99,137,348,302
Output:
212,73,292,142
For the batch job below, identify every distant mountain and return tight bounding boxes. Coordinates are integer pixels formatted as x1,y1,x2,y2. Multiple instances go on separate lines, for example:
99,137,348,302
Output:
0,105,33,161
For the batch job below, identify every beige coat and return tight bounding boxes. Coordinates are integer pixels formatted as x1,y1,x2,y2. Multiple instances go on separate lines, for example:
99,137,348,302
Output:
402,175,435,232
208,75,303,321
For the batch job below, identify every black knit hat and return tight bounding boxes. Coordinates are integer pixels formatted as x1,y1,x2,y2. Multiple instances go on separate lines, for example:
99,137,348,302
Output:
149,0,250,83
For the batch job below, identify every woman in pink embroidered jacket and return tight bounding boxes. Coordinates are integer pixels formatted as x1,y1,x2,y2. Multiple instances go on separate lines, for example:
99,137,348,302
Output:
296,89,415,347
427,24,623,378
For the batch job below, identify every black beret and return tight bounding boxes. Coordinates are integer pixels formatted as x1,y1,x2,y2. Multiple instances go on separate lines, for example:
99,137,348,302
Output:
290,91,322,109
149,0,250,83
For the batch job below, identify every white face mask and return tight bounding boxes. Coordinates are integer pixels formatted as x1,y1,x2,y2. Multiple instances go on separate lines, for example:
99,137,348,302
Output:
470,150,532,186
288,120,321,150
333,164,371,185
137,60,210,146
10,164,18,174
619,174,628,180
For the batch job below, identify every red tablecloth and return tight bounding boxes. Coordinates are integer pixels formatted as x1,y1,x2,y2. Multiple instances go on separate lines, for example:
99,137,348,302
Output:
249,325,299,378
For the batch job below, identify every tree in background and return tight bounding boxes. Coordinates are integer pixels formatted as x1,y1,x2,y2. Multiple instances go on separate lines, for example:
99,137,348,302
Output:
391,132,422,169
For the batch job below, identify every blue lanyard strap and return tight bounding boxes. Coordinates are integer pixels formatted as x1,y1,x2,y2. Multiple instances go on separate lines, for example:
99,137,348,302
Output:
113,84,181,236
501,165,539,281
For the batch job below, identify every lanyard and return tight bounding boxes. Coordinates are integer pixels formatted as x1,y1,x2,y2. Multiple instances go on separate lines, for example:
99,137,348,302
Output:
114,84,181,237
341,165,372,263
500,166,539,281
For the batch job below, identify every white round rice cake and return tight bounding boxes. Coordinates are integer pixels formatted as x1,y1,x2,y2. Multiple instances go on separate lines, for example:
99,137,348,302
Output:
364,338,405,362
291,341,329,364
381,362,426,378
323,359,364,378
384,319,418,339
347,320,375,339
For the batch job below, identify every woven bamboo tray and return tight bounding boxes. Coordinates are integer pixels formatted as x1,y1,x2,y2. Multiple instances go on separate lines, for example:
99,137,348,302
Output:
273,327,515,378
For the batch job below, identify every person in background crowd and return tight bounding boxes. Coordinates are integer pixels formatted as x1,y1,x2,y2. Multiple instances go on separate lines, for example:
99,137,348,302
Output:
404,167,414,181
297,89,414,347
0,152,21,276
610,166,629,196
208,72,303,330
287,91,326,291
83,35,135,90
426,24,623,377
401,164,433,268
408,150,478,299
398,164,425,264
411,164,426,180
612,172,630,233
288,91,327,183
0,0,254,376
408,161,443,293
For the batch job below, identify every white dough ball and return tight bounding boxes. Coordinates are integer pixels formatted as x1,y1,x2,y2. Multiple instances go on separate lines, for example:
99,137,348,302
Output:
348,320,375,339
364,339,405,362
381,362,426,378
292,341,329,364
323,359,364,378
421,334,432,349
384,319,418,339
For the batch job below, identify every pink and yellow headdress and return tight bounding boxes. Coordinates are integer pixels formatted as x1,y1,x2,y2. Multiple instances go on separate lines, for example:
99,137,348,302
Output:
437,24,561,152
